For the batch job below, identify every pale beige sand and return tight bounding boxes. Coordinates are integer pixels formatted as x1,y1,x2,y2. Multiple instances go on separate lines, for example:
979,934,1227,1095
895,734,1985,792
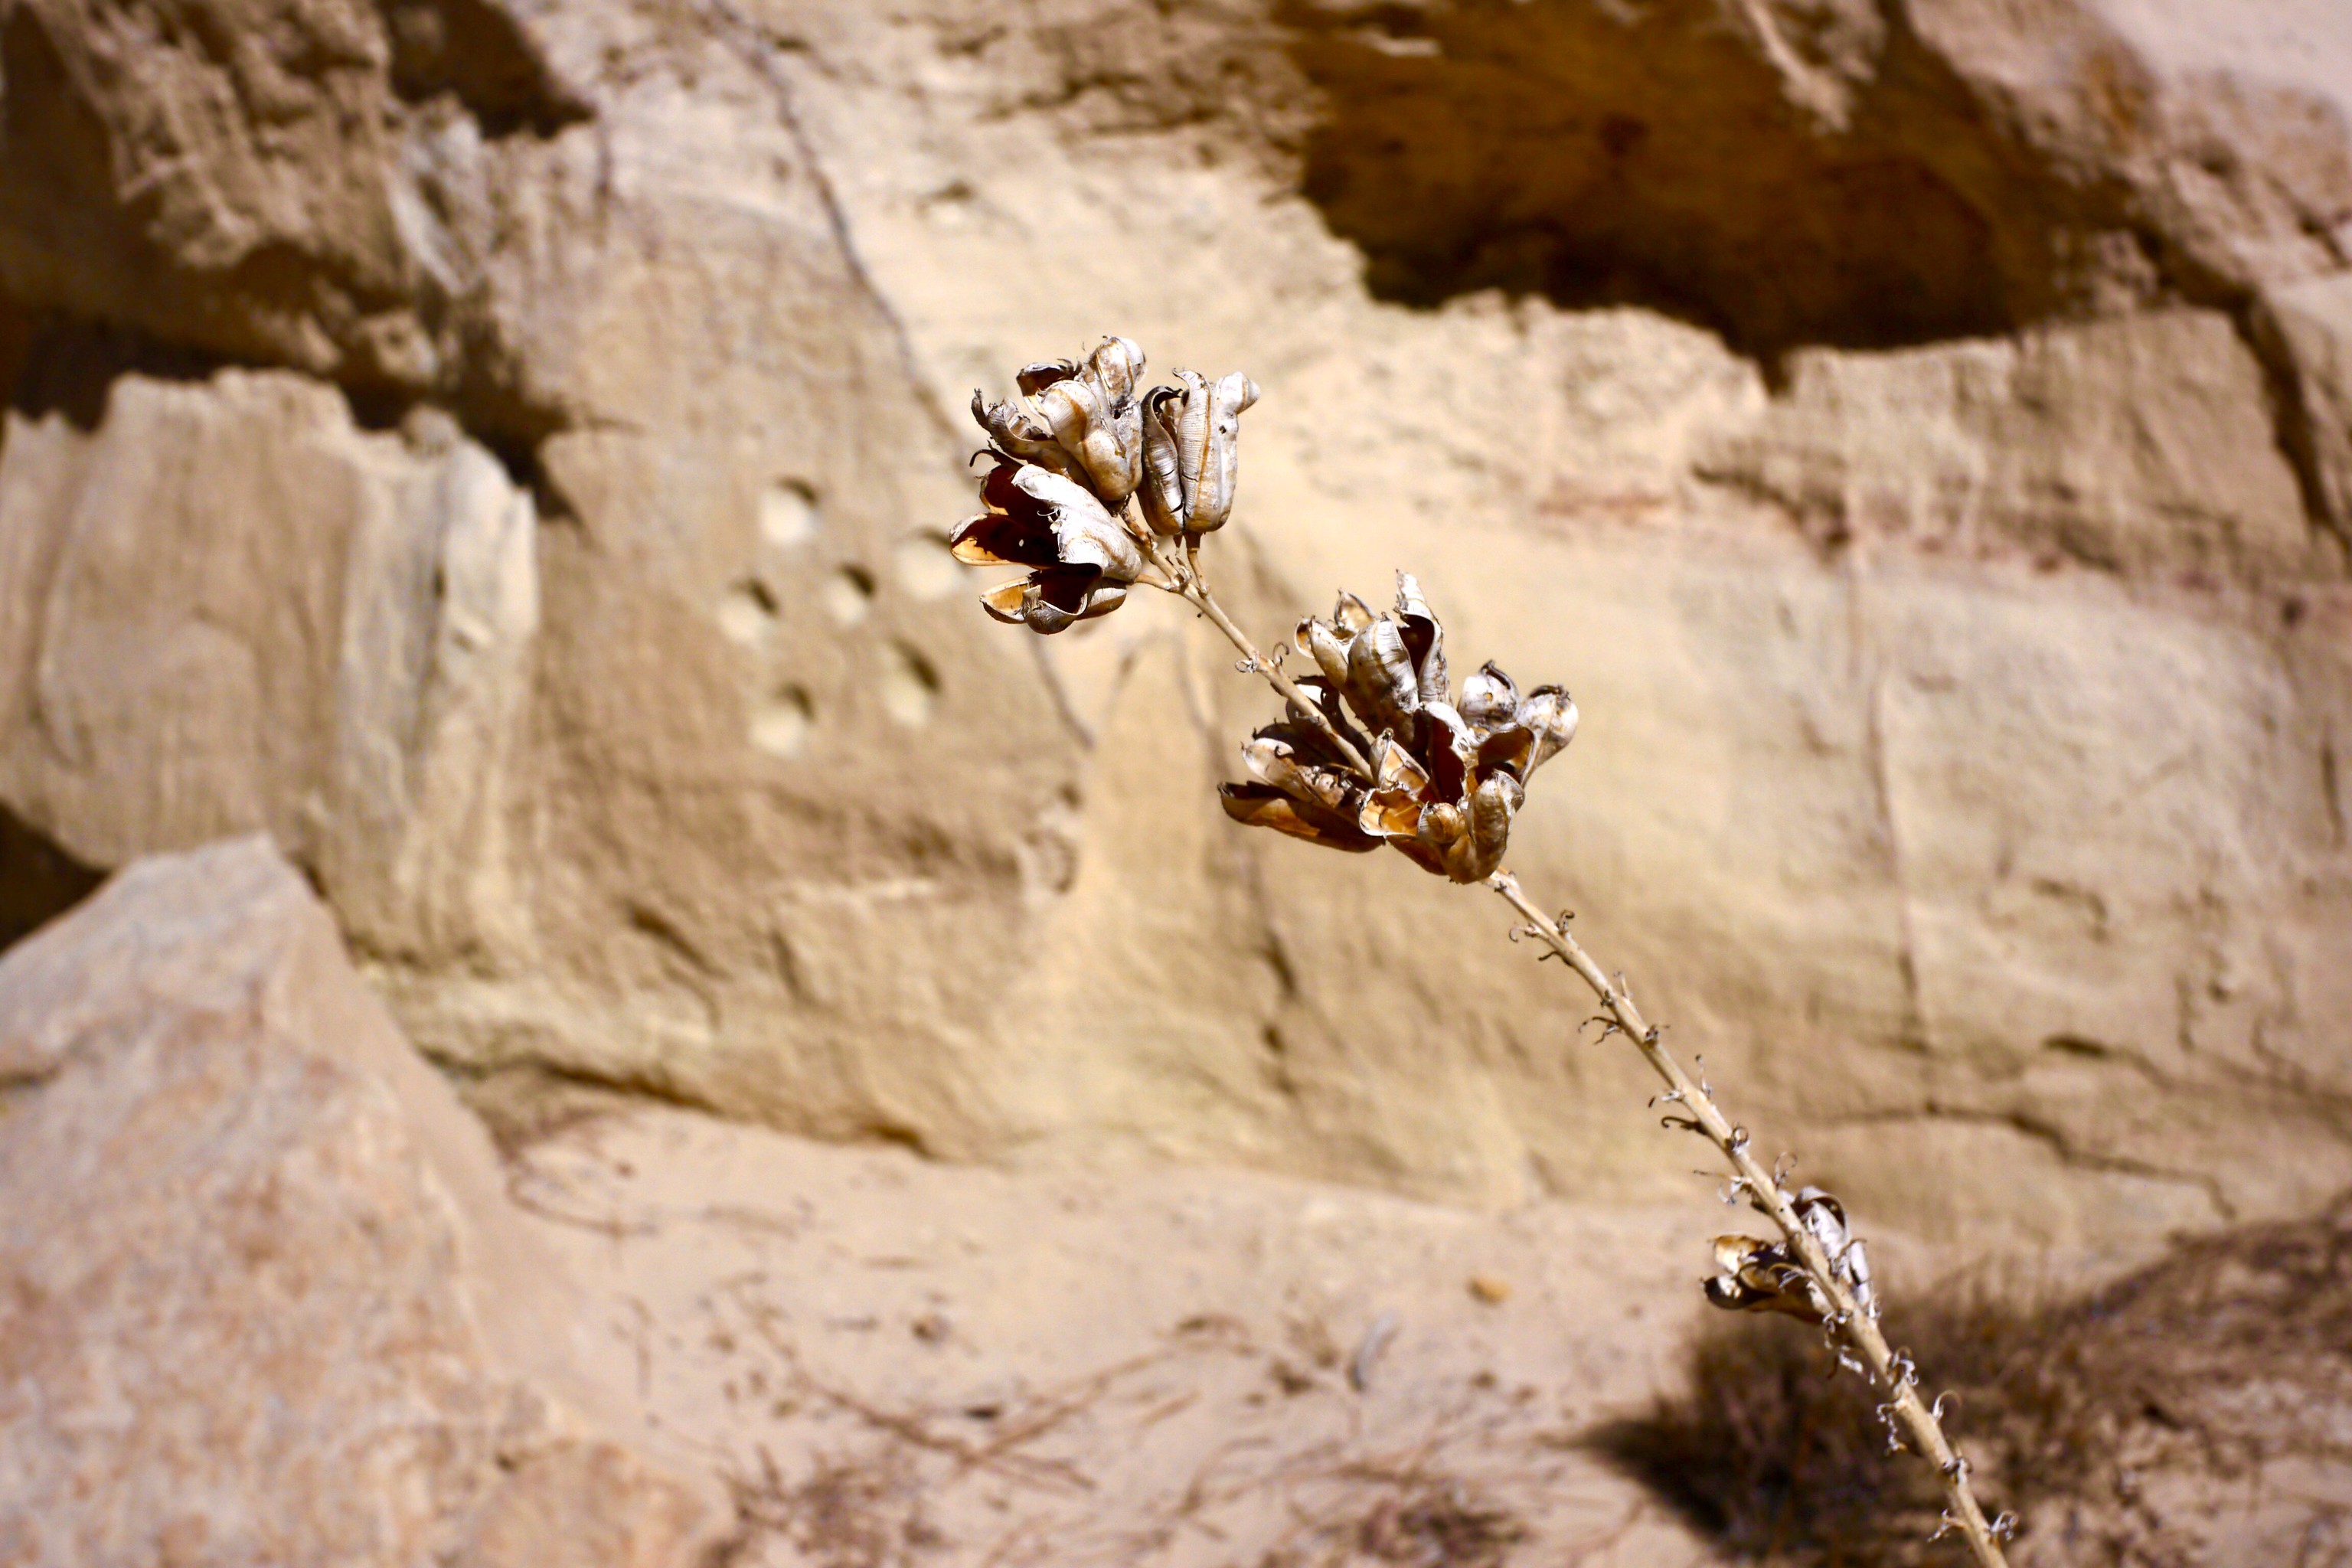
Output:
518,1105,1749,1566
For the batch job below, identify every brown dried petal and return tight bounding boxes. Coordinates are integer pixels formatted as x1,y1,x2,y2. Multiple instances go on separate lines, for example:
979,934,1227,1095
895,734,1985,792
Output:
1331,591,1376,635
1093,341,1147,501
1005,463,1143,583
1703,1236,1776,1311
979,577,1033,622
1285,680,1374,762
1371,733,1432,795
1392,573,1447,707
1298,616,1354,691
1361,796,1426,841
1343,617,1419,739
1458,661,1520,732
1016,359,1078,396
1251,714,1353,776
1084,336,1145,405
1420,701,1476,805
950,507,1057,569
1186,371,1259,533
969,390,1076,476
1138,384,1187,535
1037,573,1126,632
1159,370,1212,524
1033,378,1138,506
978,568,1127,635
1413,801,1470,880
1457,771,1521,883
1704,1236,1824,1322
1219,783,1381,853
1358,736,1434,841
1241,734,1357,815
1517,686,1579,779
1475,724,1534,782
952,459,1064,566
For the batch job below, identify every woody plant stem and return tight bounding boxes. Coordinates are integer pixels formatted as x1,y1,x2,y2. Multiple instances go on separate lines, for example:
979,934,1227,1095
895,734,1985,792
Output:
1484,874,2009,1567
1141,536,2012,1568
1142,537,1373,778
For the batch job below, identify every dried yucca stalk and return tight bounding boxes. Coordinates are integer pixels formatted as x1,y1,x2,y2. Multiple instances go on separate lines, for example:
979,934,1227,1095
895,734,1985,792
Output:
949,337,2017,1567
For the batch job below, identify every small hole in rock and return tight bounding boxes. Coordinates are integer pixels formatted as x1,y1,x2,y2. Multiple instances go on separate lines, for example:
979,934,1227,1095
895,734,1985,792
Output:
750,685,815,758
759,479,819,550
717,579,780,645
894,531,963,601
880,642,939,728
822,564,876,626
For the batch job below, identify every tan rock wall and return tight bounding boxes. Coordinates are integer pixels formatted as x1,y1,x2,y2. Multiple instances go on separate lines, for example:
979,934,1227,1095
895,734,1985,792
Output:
0,372,538,953
1,0,2348,1249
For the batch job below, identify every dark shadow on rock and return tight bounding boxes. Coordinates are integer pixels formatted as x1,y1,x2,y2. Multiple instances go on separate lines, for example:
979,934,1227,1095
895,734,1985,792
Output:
4,303,566,519
0,296,27,407
383,0,593,138
6,312,233,431
1280,2,2162,364
0,805,105,955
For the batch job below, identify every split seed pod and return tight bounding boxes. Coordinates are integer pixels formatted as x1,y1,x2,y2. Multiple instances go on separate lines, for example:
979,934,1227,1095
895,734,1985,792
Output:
1704,1236,1827,1321
951,456,1142,634
1458,662,1519,730
974,338,1147,507
1138,369,1259,534
1217,721,1380,854
1700,1188,1876,1322
969,390,1076,480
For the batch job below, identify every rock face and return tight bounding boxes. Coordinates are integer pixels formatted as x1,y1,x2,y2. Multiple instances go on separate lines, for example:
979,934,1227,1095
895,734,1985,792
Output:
0,0,588,433
1289,0,2352,357
1,0,2349,1247
0,837,720,1566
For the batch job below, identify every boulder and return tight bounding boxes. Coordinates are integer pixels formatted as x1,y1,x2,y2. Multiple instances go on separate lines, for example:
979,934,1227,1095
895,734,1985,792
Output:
0,837,724,1566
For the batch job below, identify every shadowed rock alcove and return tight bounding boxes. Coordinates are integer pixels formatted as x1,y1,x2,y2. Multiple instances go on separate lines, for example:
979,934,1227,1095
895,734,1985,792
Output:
0,805,102,954
1282,0,2174,361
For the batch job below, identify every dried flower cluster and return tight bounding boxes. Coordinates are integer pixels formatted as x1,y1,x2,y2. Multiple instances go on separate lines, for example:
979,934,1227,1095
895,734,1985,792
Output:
1221,577,1577,884
946,338,2013,1568
956,338,1257,633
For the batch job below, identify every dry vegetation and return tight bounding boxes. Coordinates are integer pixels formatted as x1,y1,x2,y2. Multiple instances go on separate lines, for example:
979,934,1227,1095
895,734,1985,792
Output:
705,1286,1553,1568
1600,1199,2352,1566
690,1188,2352,1566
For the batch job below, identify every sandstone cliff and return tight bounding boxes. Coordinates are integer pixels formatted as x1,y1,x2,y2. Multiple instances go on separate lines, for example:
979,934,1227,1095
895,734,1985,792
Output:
2,0,2349,1250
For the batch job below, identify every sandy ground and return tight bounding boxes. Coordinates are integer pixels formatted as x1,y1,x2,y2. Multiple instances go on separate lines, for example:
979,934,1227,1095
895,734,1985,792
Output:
511,1106,1759,1566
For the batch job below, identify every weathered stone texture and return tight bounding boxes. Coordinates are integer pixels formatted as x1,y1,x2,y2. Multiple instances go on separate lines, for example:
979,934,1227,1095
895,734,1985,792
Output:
0,0,588,427
0,0,2347,1249
0,837,720,1566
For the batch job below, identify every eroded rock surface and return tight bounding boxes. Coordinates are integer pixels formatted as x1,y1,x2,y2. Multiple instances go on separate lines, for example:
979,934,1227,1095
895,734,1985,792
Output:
0,0,2347,1250
0,0,587,432
0,838,721,1566
1287,0,2352,349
